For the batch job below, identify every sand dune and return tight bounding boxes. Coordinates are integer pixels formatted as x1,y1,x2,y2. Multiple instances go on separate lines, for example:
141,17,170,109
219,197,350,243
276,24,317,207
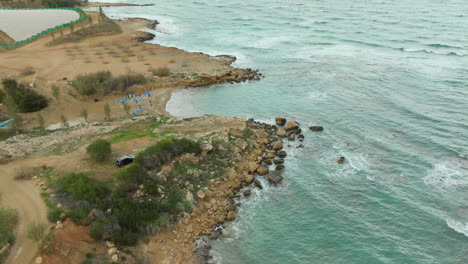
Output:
0,9,80,41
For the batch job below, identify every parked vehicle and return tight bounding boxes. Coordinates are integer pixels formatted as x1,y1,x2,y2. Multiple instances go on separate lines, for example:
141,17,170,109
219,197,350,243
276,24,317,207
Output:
116,155,134,167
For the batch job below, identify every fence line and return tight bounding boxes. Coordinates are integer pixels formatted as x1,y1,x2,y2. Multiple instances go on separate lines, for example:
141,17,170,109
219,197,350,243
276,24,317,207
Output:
0,7,87,47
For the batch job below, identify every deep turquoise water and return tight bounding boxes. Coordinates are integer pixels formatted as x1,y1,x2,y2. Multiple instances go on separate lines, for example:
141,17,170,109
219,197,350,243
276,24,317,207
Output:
97,0,468,263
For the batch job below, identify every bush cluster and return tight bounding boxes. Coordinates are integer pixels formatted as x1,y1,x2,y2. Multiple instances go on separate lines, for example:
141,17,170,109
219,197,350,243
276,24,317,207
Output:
2,79,48,113
54,138,201,246
86,139,111,162
71,71,146,96
0,207,18,248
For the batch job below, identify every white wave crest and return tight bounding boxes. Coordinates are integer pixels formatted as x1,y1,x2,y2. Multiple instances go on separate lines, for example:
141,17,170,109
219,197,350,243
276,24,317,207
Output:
423,161,468,189
446,217,468,237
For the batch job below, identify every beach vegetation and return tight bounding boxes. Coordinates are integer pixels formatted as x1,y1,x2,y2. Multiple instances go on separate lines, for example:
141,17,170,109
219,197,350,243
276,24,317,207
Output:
71,71,146,96
2,79,48,113
0,207,18,248
51,84,60,100
149,66,171,77
26,222,55,253
86,139,111,162
104,103,111,120
80,108,88,122
42,0,81,8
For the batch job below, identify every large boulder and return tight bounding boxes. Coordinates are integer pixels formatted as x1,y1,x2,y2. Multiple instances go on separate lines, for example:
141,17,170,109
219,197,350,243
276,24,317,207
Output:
257,165,269,175
272,141,283,151
108,247,117,256
275,117,286,126
268,171,283,184
277,150,287,158
284,120,299,131
245,174,255,184
197,190,206,199
266,150,276,159
309,126,324,131
254,180,263,189
276,129,286,137
273,159,284,164
263,159,273,165
226,211,237,221
276,164,285,171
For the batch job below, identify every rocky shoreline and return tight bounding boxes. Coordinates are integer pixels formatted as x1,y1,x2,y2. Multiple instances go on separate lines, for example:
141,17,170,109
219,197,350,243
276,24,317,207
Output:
137,116,305,263
129,17,264,85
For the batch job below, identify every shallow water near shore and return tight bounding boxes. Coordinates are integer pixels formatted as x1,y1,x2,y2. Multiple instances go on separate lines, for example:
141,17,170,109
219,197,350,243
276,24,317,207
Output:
97,0,468,263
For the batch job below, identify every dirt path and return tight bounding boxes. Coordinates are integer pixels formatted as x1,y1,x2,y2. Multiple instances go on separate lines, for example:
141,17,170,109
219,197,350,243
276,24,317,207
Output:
1,159,49,264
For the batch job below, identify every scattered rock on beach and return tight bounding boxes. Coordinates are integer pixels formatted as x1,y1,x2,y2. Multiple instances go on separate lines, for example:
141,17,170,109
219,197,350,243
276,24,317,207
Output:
226,211,237,221
284,120,300,131
245,174,254,184
243,189,252,197
277,129,286,137
309,126,324,131
197,190,206,199
277,150,287,158
275,117,287,126
274,159,284,165
273,141,283,150
254,180,263,189
268,171,283,184
276,164,285,171
298,134,305,142
257,165,269,175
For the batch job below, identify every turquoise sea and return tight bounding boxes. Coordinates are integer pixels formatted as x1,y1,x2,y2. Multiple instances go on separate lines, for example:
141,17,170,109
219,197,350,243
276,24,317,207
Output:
97,0,468,263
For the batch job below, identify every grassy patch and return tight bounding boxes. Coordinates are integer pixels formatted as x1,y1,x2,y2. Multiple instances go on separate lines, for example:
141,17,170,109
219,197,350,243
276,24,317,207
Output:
0,207,18,248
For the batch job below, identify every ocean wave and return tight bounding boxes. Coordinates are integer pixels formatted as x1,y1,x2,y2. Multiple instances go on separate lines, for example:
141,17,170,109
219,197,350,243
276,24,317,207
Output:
446,217,468,237
427,43,463,49
423,161,468,189
397,48,466,57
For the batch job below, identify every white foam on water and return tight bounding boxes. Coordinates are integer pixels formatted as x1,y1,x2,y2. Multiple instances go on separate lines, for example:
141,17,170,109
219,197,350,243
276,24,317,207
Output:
166,88,203,118
446,217,468,237
423,160,468,189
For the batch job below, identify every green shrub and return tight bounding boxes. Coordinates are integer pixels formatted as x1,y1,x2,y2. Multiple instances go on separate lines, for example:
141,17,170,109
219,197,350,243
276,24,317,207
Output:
89,220,105,240
71,71,146,96
56,173,109,205
47,207,62,222
1,79,48,113
86,139,111,162
68,207,90,224
0,207,18,248
135,138,201,170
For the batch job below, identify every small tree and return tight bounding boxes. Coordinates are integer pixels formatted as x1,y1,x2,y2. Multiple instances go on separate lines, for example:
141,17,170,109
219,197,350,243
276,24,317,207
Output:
60,114,69,128
123,103,130,115
51,85,60,100
37,113,45,130
86,139,111,162
104,103,111,120
80,108,88,122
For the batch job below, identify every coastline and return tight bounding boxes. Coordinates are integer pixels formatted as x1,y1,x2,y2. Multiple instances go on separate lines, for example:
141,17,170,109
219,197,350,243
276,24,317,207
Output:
0,6,272,264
